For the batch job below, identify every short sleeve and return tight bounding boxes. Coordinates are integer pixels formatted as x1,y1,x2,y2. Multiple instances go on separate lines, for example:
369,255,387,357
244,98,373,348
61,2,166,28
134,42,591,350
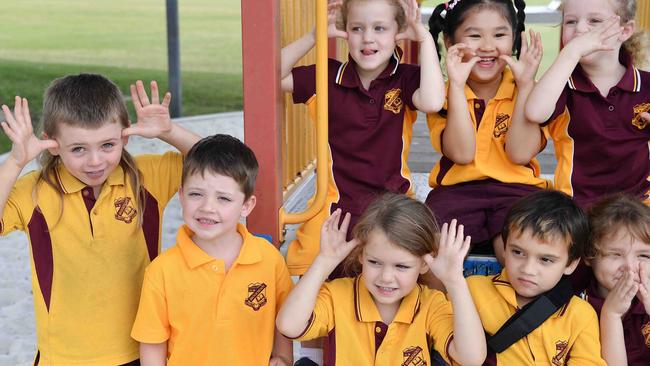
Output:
566,302,607,366
1,171,39,236
293,283,335,341
427,109,448,153
400,64,421,111
426,291,455,364
543,87,569,127
136,151,183,205
292,64,317,104
131,262,171,344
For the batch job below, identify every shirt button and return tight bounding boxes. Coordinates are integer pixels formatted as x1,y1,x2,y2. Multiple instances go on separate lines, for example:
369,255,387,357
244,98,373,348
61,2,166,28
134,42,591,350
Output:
82,190,88,197
369,99,375,104
375,326,382,333
475,103,481,109
211,265,219,271
93,210,98,215
608,106,614,111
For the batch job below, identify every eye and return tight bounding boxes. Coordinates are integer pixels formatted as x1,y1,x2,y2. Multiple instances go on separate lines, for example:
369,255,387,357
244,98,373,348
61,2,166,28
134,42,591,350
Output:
375,26,385,32
468,34,481,39
495,33,508,38
218,196,232,202
511,249,523,256
639,254,650,260
396,264,411,270
589,18,603,24
71,146,84,153
351,26,362,32
367,259,380,266
564,19,577,25
188,192,202,197
101,142,115,150
540,257,555,264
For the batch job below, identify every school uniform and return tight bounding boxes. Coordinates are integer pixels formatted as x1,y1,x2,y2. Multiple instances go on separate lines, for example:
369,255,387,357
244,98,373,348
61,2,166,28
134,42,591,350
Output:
287,276,455,365
426,69,549,244
545,50,650,208
0,151,182,366
467,270,607,365
579,278,650,366
286,48,420,275
131,224,293,365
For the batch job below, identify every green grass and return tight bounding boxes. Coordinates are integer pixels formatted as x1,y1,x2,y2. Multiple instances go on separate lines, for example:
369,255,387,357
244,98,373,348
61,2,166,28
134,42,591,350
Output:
0,0,242,153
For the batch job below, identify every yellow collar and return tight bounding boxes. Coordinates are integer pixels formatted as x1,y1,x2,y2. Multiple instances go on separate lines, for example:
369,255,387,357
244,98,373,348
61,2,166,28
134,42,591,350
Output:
354,276,422,324
178,223,262,269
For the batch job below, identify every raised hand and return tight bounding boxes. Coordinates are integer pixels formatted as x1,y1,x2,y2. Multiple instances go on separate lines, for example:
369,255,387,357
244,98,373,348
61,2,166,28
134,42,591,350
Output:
602,268,639,318
500,29,543,86
423,219,471,285
1,97,58,168
122,80,172,139
446,43,479,88
318,209,359,266
638,261,650,315
326,0,347,39
395,0,429,43
566,16,622,58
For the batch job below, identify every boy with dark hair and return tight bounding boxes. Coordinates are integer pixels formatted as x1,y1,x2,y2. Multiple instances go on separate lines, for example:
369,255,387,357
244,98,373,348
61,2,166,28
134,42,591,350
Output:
131,134,293,366
467,190,606,365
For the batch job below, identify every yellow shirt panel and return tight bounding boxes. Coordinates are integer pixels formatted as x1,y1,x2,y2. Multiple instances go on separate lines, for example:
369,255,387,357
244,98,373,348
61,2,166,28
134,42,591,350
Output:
298,276,454,365
467,271,606,366
427,69,549,189
0,151,182,366
131,224,293,366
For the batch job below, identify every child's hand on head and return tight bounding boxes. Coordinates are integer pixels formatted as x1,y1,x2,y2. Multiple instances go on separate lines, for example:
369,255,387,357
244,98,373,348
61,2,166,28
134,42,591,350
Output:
322,0,347,40
602,268,638,318
446,43,479,88
500,29,542,86
318,209,359,266
395,0,430,43
122,80,172,139
637,261,650,315
1,96,58,168
423,219,470,286
566,16,622,58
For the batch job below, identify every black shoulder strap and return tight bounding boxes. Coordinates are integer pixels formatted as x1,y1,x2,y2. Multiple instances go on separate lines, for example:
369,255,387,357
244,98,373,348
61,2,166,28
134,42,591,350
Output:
487,275,574,353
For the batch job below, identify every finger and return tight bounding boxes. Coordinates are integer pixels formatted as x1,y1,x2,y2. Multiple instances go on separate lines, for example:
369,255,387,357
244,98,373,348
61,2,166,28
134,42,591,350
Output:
161,92,172,109
12,96,24,126
0,121,19,142
339,212,352,233
1,104,16,126
447,219,458,245
639,112,650,123
520,31,529,54
499,54,516,69
130,84,143,112
150,81,160,105
460,236,471,257
136,80,151,106
121,126,139,137
21,98,32,131
455,224,465,246
439,222,449,247
38,138,59,150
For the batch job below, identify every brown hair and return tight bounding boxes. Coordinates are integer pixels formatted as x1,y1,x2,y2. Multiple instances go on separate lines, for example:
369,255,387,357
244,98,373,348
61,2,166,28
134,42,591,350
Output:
37,73,145,228
586,194,650,259
338,0,407,31
343,193,439,276
182,134,258,199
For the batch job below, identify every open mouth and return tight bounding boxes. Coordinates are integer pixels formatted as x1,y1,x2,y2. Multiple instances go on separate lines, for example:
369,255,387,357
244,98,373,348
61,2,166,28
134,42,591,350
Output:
362,48,378,56
477,57,497,67
197,218,218,226
376,285,397,296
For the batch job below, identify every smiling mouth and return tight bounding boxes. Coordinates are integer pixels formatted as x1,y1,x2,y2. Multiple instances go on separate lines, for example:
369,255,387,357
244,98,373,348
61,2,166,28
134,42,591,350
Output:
362,49,378,56
85,170,104,178
477,57,497,66
376,285,397,295
197,218,218,225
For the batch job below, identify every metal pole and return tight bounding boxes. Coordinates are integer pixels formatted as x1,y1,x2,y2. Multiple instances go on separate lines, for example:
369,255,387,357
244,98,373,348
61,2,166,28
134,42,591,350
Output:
166,0,182,117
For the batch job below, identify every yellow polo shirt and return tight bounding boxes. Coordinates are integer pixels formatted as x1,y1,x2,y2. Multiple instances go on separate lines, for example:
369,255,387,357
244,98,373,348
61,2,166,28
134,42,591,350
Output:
131,224,293,365
467,271,606,365
291,276,454,365
427,68,550,189
0,151,182,366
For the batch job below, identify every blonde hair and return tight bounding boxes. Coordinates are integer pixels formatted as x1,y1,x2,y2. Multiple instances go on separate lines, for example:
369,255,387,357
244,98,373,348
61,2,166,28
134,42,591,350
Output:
337,0,407,31
38,74,145,228
343,193,439,276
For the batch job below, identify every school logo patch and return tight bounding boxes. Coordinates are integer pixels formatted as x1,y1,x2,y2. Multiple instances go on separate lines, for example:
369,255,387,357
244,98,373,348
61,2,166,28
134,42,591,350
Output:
642,321,650,347
244,282,267,311
493,113,510,138
401,346,426,366
552,340,569,366
384,88,403,114
114,197,137,224
631,103,650,129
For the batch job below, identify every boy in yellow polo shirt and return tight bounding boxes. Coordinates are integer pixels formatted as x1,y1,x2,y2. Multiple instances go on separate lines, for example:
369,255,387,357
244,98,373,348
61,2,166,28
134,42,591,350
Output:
467,190,607,365
131,134,293,365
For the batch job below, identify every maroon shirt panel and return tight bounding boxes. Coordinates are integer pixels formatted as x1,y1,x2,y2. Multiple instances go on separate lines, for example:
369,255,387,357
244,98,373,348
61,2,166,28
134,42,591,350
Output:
292,53,420,216
584,279,650,366
547,51,650,207
27,208,54,311
142,190,160,262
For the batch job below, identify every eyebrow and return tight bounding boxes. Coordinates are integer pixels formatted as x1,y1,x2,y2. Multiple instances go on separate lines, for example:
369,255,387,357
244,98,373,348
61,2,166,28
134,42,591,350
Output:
463,26,511,32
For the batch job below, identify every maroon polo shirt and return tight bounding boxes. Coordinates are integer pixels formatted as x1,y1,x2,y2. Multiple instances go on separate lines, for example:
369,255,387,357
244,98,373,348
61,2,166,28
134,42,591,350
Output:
545,50,650,208
581,279,650,366
291,48,420,216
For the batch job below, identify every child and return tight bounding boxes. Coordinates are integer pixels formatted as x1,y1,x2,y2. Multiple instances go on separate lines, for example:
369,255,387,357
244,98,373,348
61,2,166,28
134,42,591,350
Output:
581,194,650,366
467,190,607,365
281,0,446,277
426,0,550,264
131,134,294,366
276,193,486,365
521,0,650,208
0,74,199,365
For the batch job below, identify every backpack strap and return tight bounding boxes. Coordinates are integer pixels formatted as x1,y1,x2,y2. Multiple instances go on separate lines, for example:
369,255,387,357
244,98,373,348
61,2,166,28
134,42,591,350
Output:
487,275,574,353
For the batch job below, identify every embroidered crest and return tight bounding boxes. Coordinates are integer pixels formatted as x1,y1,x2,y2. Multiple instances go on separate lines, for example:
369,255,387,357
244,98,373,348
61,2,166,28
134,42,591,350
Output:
244,282,267,311
632,103,650,129
642,321,650,347
552,340,569,366
384,88,403,114
114,197,137,224
401,346,427,366
493,113,510,138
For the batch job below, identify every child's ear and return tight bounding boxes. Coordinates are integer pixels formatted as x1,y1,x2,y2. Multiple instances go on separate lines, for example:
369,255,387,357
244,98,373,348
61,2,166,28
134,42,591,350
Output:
419,259,431,275
43,133,59,156
619,20,636,42
563,257,581,275
240,195,257,218
443,35,452,49
122,134,129,147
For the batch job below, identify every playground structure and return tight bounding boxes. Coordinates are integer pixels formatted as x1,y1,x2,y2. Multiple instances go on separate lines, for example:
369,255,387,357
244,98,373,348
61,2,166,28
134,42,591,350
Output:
241,0,650,246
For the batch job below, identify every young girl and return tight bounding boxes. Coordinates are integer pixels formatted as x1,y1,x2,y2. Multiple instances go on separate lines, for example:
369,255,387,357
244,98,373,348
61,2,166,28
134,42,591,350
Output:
281,0,446,278
276,193,486,365
521,0,650,208
426,0,550,263
0,74,199,365
582,194,650,366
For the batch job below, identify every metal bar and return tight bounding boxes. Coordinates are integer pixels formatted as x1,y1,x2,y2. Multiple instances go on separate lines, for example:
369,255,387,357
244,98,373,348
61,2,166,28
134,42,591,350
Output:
166,0,182,117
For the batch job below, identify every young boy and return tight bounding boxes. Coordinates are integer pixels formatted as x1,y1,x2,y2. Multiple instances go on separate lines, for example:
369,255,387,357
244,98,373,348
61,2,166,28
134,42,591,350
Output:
581,194,650,366
467,190,607,365
131,134,293,365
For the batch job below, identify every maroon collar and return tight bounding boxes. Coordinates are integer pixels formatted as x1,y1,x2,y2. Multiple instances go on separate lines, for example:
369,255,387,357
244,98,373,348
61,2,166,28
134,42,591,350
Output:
568,50,642,93
334,47,404,88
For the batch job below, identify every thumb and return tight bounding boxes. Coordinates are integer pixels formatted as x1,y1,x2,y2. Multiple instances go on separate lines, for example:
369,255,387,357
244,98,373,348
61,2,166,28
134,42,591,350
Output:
39,139,59,150
499,54,515,69
121,126,139,137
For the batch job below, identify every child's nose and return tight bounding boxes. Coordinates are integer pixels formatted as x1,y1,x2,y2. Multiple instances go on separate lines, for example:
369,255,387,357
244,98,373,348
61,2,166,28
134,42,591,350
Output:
362,30,373,42
380,267,393,281
88,151,102,165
